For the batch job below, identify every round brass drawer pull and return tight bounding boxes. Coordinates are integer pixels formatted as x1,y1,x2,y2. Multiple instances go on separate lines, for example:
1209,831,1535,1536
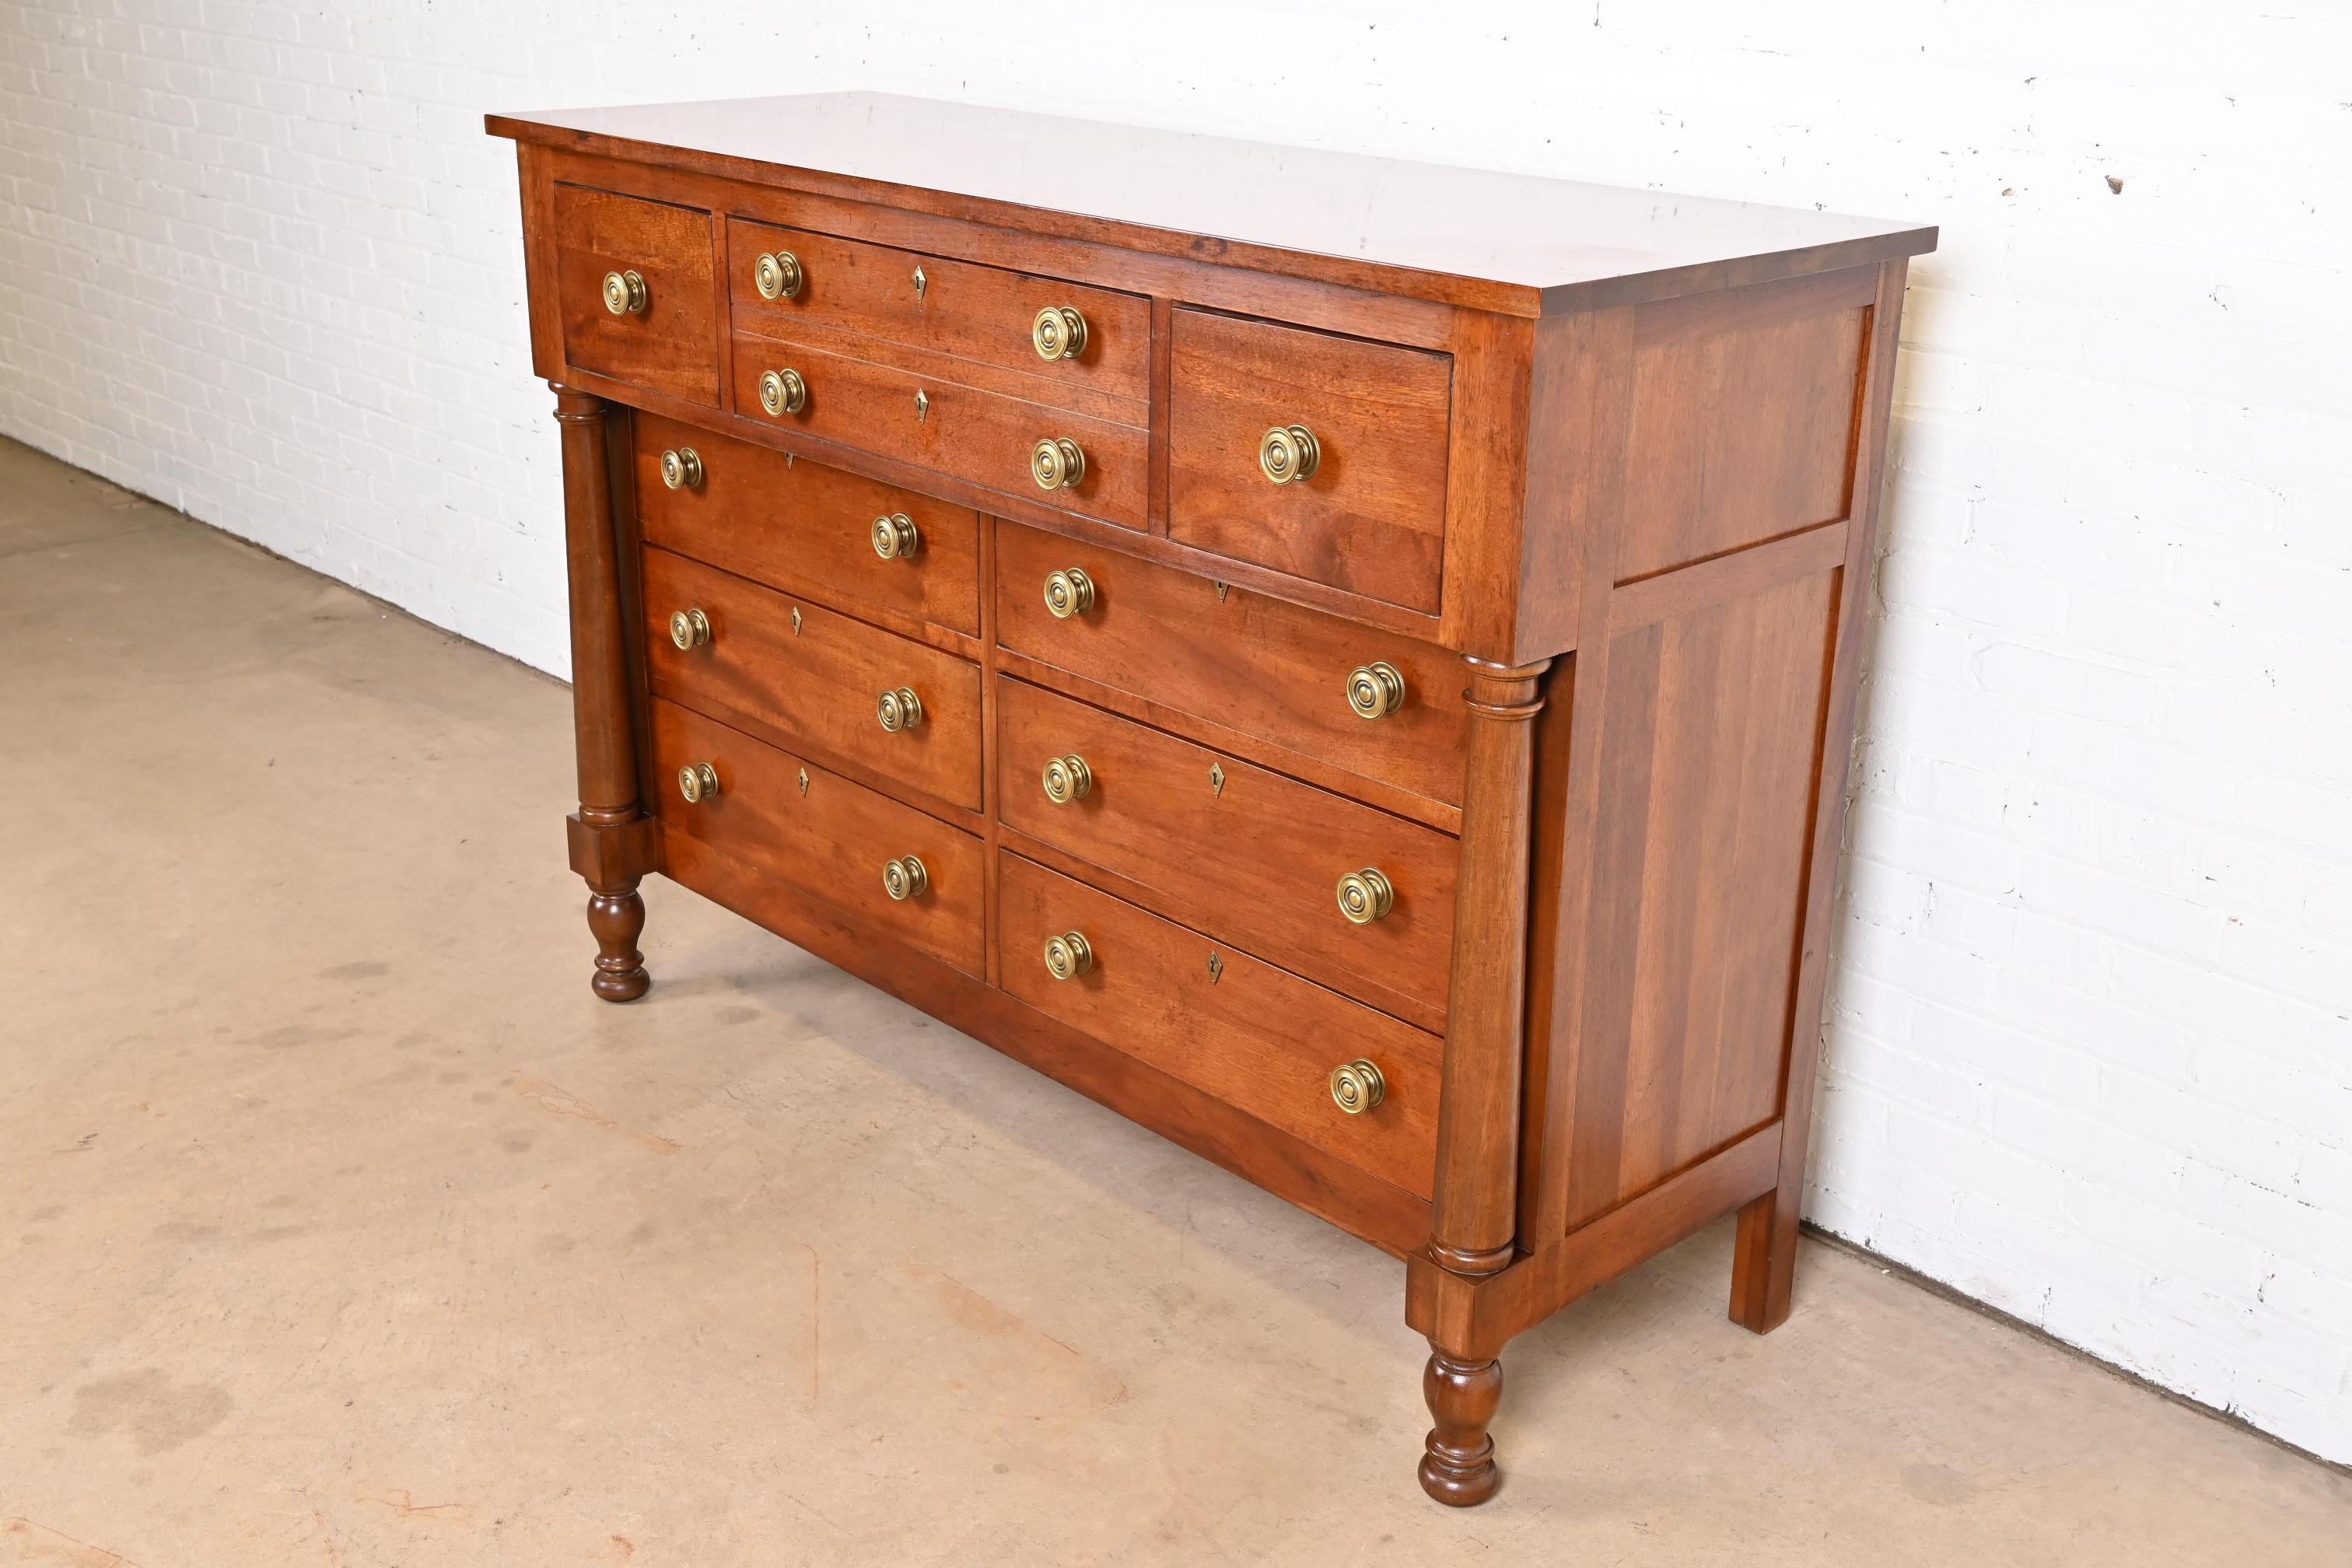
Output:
1031,435,1086,490
677,761,719,803
1346,660,1406,720
882,854,929,901
659,446,703,490
1042,566,1095,619
877,686,924,733
1259,423,1321,485
1336,867,1395,924
753,250,803,300
1328,1058,1385,1115
667,607,712,650
758,367,807,418
601,268,647,316
1032,305,1088,361
1043,930,1094,981
1041,754,1093,804
870,512,919,560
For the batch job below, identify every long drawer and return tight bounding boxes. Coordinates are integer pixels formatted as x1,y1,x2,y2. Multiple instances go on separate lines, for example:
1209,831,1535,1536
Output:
633,412,980,637
997,854,1442,1200
996,677,1457,1025
642,547,983,811
652,699,984,976
995,522,1468,810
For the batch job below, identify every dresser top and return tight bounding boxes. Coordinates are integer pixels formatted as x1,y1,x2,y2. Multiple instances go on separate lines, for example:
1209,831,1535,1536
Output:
488,92,1935,317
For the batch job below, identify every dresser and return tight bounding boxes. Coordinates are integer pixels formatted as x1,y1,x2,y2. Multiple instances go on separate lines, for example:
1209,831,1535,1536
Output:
487,93,1934,1506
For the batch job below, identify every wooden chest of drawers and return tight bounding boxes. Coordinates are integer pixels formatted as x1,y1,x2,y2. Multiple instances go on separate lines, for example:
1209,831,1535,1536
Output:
490,93,1934,1507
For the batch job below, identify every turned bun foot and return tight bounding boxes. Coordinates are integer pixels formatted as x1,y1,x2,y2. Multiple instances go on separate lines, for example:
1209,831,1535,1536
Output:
586,884,649,1002
1419,1349,1502,1506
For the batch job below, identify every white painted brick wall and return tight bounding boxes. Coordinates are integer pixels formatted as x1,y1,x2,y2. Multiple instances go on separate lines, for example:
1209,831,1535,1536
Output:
2,0,2345,1463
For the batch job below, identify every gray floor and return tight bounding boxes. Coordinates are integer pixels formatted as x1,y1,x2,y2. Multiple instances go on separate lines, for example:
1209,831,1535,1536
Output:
3,433,2347,1565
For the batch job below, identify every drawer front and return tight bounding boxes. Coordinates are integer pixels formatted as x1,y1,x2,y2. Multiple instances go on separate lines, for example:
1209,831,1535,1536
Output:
553,184,719,405
995,523,1468,809
997,677,1457,1022
728,218,1151,404
653,699,983,976
633,412,979,637
998,854,1441,1199
733,332,1148,530
1167,308,1451,614
643,547,983,811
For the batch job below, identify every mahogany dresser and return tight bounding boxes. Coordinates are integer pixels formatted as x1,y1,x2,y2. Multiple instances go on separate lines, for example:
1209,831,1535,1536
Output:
487,93,1934,1506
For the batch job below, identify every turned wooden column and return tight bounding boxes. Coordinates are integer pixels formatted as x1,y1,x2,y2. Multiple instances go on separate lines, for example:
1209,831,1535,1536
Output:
552,383,649,1002
1419,653,1550,1505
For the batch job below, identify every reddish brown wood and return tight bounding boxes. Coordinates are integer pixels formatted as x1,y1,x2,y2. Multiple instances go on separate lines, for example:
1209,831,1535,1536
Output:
1419,1350,1503,1506
552,184,719,405
1165,308,1452,612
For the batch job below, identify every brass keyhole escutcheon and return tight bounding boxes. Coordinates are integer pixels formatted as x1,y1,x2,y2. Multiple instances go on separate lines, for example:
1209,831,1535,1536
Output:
912,264,927,298
677,761,719,803
1041,754,1093,804
1336,867,1395,924
1043,930,1094,981
914,387,929,423
1031,435,1085,490
1206,952,1223,984
1259,423,1320,485
759,368,807,418
796,766,810,797
882,855,929,901
659,446,702,490
877,686,923,733
1208,761,1225,797
1031,305,1087,361
790,605,803,635
1346,661,1406,720
1328,1059,1384,1115
1042,566,1094,619
870,513,919,560
668,607,711,650
601,268,647,316
754,250,803,300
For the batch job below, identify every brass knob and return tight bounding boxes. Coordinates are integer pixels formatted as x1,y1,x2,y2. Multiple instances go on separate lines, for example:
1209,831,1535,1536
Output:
1336,868,1395,924
659,446,703,490
1328,1059,1385,1115
1345,661,1406,720
877,686,923,733
1041,754,1093,804
758,368,807,418
601,268,647,316
1031,436,1085,490
1260,424,1321,485
753,250,803,300
881,855,929,901
1032,306,1088,361
1042,566,1095,619
1043,930,1094,981
667,607,711,650
870,513,919,560
677,761,719,803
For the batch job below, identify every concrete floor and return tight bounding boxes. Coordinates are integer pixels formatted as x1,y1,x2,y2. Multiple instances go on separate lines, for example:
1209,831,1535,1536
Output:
2,434,2346,1566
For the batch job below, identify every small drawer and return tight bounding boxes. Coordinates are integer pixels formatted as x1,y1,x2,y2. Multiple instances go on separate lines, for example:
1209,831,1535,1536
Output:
733,332,1148,530
727,218,1151,405
1167,308,1452,614
997,677,1457,1025
553,184,719,405
998,854,1442,1199
643,547,982,811
995,523,1468,810
633,412,979,637
652,699,983,977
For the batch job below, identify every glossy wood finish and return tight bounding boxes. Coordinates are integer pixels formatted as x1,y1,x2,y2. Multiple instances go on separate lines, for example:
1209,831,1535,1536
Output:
1166,308,1452,612
997,854,1443,1200
553,184,719,406
634,411,980,637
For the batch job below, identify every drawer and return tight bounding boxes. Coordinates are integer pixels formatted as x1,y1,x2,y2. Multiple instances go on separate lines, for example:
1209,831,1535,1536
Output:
996,677,1457,1024
642,547,983,811
553,184,719,405
1167,308,1451,614
995,523,1468,810
727,218,1151,405
733,332,1148,530
652,699,983,977
632,412,979,637
998,854,1442,1199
